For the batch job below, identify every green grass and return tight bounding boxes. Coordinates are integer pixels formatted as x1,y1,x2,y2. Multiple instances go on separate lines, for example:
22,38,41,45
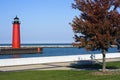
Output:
0,61,120,80
107,61,120,69
0,70,120,80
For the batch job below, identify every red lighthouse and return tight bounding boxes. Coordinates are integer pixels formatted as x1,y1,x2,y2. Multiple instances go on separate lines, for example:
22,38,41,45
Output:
0,16,42,55
12,16,21,48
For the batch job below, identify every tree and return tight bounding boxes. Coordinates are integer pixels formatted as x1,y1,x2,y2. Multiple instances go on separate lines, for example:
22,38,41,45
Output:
70,0,120,72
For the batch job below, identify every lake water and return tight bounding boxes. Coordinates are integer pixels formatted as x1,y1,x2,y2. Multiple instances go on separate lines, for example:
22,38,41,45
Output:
0,44,118,59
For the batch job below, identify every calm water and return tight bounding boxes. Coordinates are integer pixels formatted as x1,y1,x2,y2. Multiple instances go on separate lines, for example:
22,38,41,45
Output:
0,44,118,59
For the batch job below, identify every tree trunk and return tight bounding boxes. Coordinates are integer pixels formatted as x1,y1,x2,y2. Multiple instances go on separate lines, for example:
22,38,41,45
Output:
102,50,106,72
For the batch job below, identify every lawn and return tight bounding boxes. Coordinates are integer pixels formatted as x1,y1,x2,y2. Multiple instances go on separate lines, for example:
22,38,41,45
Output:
0,61,120,80
0,70,120,80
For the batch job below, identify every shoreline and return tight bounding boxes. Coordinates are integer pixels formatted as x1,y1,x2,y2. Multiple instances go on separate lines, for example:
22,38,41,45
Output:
1,58,120,72
0,53,120,67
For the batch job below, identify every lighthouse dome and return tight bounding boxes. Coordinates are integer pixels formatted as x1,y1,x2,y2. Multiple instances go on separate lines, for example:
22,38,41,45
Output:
13,16,20,24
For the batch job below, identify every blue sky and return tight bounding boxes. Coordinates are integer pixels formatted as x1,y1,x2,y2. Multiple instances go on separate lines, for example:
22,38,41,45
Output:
0,0,79,44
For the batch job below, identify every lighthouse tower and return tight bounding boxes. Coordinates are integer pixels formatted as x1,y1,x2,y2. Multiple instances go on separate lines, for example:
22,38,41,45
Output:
12,16,21,48
0,16,42,55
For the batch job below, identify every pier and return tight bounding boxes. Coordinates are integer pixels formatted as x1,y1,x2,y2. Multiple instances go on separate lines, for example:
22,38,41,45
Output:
0,45,74,48
22,45,74,48
0,44,117,48
0,45,73,55
0,44,117,55
0,47,42,55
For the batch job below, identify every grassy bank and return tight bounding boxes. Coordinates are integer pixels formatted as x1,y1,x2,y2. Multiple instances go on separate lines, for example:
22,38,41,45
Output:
0,61,120,80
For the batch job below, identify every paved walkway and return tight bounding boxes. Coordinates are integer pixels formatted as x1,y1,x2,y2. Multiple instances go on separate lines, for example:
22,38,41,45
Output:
0,58,120,72
0,62,74,72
